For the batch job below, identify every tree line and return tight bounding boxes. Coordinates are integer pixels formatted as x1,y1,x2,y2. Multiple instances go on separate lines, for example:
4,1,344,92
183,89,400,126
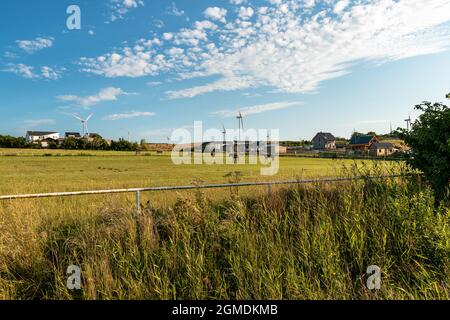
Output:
0,135,139,151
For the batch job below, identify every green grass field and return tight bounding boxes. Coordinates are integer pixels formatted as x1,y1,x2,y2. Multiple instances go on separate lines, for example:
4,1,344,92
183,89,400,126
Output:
0,148,388,195
2,148,447,300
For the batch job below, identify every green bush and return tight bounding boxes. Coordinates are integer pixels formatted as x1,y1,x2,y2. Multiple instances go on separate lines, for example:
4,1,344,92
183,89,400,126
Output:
398,99,450,202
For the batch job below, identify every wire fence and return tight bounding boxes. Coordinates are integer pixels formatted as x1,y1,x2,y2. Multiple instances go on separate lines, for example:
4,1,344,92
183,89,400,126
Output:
0,174,419,210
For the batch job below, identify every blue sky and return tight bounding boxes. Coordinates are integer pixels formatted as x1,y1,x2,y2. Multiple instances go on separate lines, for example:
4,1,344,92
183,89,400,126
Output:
1,0,450,142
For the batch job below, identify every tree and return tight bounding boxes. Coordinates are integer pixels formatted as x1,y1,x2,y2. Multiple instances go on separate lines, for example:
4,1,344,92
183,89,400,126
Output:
397,95,450,202
110,138,138,151
350,131,364,139
0,135,28,148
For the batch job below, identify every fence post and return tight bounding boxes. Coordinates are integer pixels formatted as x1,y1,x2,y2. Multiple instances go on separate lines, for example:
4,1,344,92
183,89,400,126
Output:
135,190,141,212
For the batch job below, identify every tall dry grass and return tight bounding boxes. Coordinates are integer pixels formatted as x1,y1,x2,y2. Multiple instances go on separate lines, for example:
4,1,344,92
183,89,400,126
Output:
0,165,448,300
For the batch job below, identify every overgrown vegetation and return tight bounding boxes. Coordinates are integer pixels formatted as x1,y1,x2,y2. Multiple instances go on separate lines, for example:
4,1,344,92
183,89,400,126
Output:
398,94,450,202
0,165,448,300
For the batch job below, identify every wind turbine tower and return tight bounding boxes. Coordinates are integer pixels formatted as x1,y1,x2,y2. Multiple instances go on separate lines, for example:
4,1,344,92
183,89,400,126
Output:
405,115,411,131
222,124,227,153
236,111,244,142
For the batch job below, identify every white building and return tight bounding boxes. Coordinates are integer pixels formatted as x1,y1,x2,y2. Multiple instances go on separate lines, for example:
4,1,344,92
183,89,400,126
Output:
26,131,60,144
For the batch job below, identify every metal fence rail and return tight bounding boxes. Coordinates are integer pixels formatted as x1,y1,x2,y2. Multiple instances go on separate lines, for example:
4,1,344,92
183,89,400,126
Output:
0,174,417,210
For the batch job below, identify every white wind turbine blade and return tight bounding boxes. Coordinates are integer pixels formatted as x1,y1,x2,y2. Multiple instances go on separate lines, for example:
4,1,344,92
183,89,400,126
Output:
85,113,94,122
72,114,84,121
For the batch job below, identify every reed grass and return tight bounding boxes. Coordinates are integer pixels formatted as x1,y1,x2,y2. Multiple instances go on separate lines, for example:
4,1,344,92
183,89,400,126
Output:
0,165,448,300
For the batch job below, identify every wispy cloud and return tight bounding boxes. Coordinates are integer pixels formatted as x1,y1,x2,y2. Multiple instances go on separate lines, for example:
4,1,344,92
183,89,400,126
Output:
4,51,18,59
147,81,163,87
166,2,185,17
210,101,302,118
16,36,53,54
57,87,131,108
23,119,56,128
103,111,156,120
4,64,62,80
108,0,144,22
166,76,256,99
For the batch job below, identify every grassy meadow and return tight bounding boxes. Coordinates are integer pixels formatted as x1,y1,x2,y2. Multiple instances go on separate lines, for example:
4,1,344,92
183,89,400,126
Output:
0,148,448,300
0,149,381,195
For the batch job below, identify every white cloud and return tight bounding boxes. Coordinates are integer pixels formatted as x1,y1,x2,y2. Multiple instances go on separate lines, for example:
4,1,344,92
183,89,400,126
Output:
103,111,156,120
211,101,302,117
204,7,227,23
4,51,18,59
166,76,256,99
5,64,36,79
230,0,245,4
16,37,53,54
334,0,350,14
238,7,254,20
167,2,185,17
147,81,163,86
195,20,218,30
4,64,62,80
79,43,169,78
81,0,450,99
153,19,165,29
57,87,130,108
23,119,56,128
109,0,144,22
303,0,315,9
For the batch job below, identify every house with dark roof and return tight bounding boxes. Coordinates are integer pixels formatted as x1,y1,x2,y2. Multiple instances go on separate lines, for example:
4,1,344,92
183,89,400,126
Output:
349,135,378,153
26,131,60,143
369,142,395,157
65,132,81,139
312,132,336,150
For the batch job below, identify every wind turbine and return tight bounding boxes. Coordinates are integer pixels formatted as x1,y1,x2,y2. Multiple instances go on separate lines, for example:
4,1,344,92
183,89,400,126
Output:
236,110,244,142
72,113,93,137
266,131,272,158
404,115,411,131
222,124,227,153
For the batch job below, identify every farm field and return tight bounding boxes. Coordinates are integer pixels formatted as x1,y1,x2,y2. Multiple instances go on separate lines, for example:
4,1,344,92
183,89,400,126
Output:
0,148,395,195
3,148,446,301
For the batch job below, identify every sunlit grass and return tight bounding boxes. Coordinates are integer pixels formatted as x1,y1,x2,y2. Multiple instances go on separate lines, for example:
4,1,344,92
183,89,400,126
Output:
0,164,447,300
1,149,444,300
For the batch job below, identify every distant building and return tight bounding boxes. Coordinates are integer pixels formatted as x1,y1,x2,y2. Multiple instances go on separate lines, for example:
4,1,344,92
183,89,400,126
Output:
349,135,378,153
312,132,336,150
369,142,395,157
26,131,60,143
198,141,287,155
39,138,58,148
65,132,81,139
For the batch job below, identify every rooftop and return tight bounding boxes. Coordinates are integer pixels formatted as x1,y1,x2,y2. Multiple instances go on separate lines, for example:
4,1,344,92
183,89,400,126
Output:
371,142,394,149
350,135,376,145
314,132,336,141
26,131,58,136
